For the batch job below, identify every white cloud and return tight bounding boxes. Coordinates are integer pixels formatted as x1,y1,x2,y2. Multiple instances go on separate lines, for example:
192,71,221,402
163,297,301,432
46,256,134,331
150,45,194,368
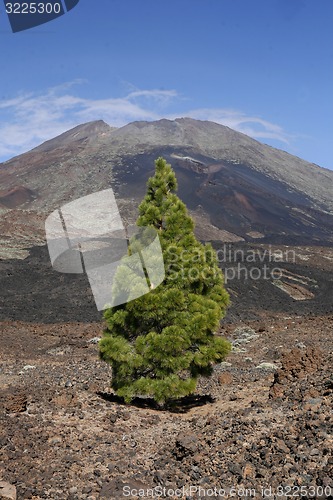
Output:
181,108,292,144
0,82,292,161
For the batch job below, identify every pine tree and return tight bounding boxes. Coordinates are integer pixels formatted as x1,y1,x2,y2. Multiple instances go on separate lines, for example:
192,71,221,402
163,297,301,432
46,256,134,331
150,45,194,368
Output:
99,157,230,403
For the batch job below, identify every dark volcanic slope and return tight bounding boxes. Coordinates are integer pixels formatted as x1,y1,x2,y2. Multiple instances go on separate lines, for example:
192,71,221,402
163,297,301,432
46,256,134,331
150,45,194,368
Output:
0,243,332,323
113,148,333,244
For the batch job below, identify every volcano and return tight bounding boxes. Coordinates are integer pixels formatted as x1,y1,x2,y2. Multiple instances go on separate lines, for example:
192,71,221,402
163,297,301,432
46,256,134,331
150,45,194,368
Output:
0,118,332,261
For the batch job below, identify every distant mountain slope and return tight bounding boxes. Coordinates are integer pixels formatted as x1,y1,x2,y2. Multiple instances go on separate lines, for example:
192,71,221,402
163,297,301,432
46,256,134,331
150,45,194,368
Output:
110,118,333,212
0,118,333,259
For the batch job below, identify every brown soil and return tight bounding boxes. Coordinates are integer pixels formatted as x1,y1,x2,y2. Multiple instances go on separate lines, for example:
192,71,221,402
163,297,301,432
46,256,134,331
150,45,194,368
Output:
0,315,332,499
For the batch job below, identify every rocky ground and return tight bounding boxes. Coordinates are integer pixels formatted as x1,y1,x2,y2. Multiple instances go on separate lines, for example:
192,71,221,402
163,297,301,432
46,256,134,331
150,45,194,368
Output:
0,314,332,499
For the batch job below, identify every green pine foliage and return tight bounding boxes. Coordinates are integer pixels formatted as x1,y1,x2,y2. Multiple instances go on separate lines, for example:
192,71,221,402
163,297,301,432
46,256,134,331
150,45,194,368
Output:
99,157,231,403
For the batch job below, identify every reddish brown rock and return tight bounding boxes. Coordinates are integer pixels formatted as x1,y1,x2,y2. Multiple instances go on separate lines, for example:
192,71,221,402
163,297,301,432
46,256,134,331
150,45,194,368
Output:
218,372,233,385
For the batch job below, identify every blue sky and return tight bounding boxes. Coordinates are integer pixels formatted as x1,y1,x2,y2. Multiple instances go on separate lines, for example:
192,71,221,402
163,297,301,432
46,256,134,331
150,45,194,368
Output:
0,0,332,169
